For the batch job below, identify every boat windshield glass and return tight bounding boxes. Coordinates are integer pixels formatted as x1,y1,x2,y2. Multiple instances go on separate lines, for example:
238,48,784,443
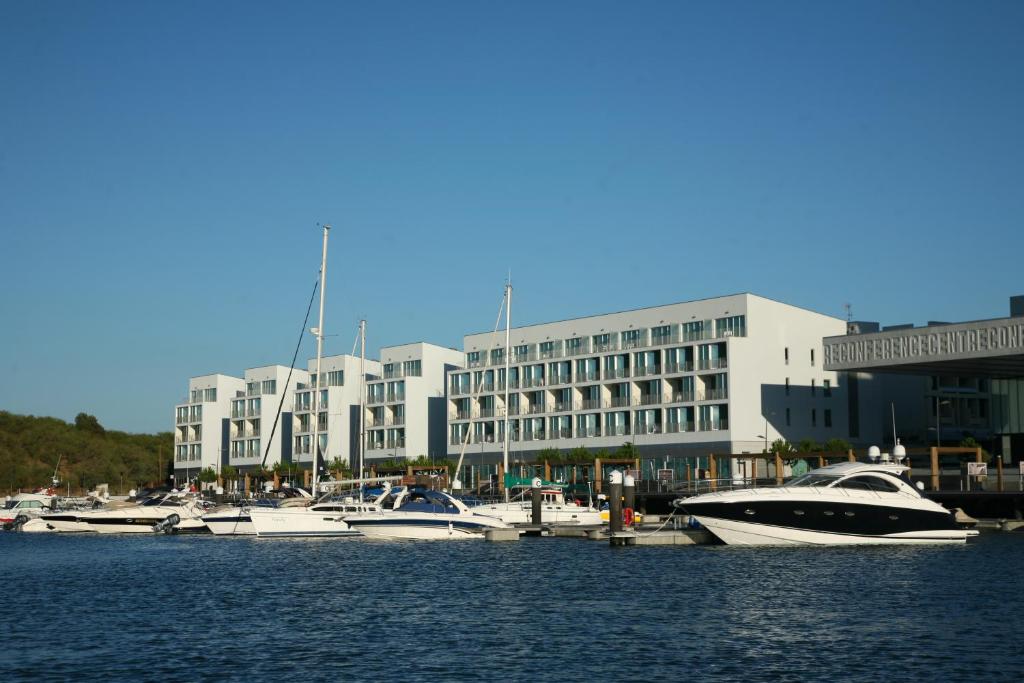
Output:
787,473,841,487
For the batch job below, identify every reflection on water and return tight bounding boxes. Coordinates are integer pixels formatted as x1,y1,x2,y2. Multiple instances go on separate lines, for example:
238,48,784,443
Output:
0,534,1020,682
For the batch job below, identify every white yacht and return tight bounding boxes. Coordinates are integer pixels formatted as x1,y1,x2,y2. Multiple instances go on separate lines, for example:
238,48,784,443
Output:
343,487,511,540
673,457,976,546
77,492,210,534
2,492,56,530
202,488,313,536
248,493,382,538
471,485,603,526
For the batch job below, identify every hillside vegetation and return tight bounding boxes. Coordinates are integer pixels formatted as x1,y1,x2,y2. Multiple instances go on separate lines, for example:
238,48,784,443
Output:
0,411,172,495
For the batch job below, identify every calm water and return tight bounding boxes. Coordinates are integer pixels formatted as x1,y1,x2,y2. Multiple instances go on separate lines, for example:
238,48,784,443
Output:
2,532,1022,682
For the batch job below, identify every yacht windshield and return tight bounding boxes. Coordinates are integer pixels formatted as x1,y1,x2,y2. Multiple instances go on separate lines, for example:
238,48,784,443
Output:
787,473,840,487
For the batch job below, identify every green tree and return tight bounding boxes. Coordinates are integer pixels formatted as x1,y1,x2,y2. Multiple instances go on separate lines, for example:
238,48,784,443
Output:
74,413,106,437
770,439,794,455
823,438,852,453
536,447,562,464
796,438,822,453
616,442,639,459
568,446,592,463
197,467,218,483
959,436,989,461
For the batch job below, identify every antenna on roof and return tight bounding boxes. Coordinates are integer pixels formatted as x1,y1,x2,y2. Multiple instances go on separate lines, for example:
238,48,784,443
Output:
844,303,852,322
891,402,897,447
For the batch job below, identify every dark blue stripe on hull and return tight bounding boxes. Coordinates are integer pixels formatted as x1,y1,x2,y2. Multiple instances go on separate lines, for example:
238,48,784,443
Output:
680,499,958,537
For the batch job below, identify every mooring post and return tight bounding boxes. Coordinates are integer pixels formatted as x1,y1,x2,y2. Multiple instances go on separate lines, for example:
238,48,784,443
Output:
623,472,635,526
608,470,623,534
531,477,542,525
930,447,940,491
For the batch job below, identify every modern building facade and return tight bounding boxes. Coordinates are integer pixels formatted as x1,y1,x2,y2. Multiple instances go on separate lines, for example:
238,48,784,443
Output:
227,365,308,471
446,293,851,471
826,295,1024,462
173,373,245,481
364,342,464,464
292,354,382,471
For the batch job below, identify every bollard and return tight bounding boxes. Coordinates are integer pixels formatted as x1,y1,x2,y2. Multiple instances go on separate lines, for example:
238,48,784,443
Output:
531,476,542,525
609,470,623,533
623,473,635,527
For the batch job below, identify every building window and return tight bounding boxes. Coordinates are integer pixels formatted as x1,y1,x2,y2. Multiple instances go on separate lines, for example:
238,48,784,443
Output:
824,379,831,397
204,388,217,402
785,377,790,396
811,379,816,396
786,408,791,426
715,315,746,338
327,370,344,386
403,360,421,377
621,329,641,349
592,333,611,352
514,344,530,361
824,409,832,428
490,348,504,365
467,351,481,367
810,349,815,366
784,347,789,365
262,380,276,395
539,341,557,359
651,325,672,345
682,321,705,342
811,409,817,427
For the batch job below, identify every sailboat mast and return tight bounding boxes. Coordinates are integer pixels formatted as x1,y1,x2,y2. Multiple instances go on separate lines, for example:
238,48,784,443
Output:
503,281,512,503
359,318,366,502
311,224,330,498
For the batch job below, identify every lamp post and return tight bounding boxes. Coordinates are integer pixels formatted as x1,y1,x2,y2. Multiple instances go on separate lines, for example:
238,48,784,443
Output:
935,399,951,448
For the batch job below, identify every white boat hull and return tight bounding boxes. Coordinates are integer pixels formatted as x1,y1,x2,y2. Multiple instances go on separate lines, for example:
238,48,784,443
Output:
22,517,95,533
694,515,973,546
347,518,488,540
202,508,256,536
472,503,603,526
248,507,361,538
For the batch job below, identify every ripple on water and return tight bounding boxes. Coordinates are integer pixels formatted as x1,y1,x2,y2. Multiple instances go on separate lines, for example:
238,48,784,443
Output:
1,533,1022,682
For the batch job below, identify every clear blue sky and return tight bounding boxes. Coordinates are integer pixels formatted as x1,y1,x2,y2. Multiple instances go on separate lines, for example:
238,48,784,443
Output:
1,1,1022,433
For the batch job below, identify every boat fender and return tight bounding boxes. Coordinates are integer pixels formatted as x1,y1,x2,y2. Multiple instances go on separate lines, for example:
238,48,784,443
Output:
623,507,634,527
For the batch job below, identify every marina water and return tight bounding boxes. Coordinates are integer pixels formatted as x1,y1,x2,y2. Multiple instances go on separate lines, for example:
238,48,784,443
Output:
2,533,1022,682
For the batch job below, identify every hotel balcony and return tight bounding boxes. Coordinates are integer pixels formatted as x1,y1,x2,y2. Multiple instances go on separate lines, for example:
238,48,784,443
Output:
699,388,729,401
664,421,695,433
699,418,729,431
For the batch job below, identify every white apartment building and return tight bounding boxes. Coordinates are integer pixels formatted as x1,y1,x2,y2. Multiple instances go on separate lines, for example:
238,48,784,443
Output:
445,293,850,469
292,354,382,470
364,342,464,463
228,365,309,471
173,373,245,481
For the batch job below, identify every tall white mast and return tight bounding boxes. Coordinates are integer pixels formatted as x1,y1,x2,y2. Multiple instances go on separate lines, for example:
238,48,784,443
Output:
359,318,366,502
503,281,512,502
310,224,330,498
